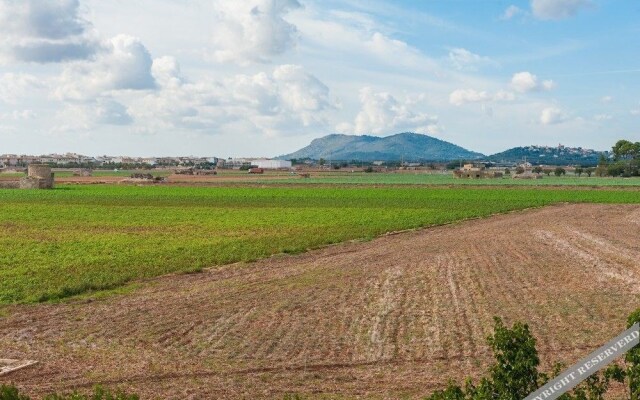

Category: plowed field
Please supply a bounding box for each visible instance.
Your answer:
[1,204,639,399]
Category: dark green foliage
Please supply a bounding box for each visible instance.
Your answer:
[0,385,30,400]
[627,310,640,399]
[487,318,541,399]
[425,309,640,400]
[554,167,566,176]
[612,140,640,161]
[426,381,467,400]
[425,318,542,400]
[607,162,626,177]
[0,386,137,400]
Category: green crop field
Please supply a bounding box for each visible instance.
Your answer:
[1,184,639,304]
[261,172,640,186]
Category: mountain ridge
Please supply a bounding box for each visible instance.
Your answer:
[278,132,484,161]
[278,133,607,165]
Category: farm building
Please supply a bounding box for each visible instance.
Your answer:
[453,164,503,179]
[0,164,55,189]
[513,171,543,179]
[251,159,292,169]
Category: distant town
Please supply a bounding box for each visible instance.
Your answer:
[0,143,612,171]
[0,153,292,170]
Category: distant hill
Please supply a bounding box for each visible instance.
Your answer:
[487,145,608,166]
[278,132,484,161]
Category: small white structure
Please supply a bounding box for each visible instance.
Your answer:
[251,159,292,169]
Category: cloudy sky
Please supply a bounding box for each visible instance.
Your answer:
[0,0,639,157]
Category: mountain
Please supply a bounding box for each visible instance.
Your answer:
[278,132,484,161]
[487,145,608,166]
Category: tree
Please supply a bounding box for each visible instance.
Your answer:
[426,317,542,400]
[612,140,640,161]
[554,167,566,176]
[595,154,609,177]
[504,168,511,175]
[532,166,543,174]
[318,158,326,166]
[574,167,583,177]
[487,317,541,399]
[543,169,553,176]
[607,162,625,177]
[515,166,525,174]
[425,309,640,400]
[627,309,640,399]
[585,167,594,177]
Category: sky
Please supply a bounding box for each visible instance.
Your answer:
[0,0,639,157]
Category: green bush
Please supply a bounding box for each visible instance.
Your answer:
[425,309,640,400]
[0,386,138,400]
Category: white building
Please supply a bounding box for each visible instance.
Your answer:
[251,159,292,169]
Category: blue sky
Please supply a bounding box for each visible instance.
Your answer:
[0,0,638,157]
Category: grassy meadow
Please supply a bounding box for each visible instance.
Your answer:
[1,184,640,304]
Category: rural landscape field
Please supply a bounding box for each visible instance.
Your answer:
[1,174,640,399]
[2,0,640,399]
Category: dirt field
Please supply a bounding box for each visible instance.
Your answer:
[1,204,639,399]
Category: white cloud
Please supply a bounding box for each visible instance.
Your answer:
[511,71,555,93]
[210,0,301,64]
[531,0,592,20]
[0,73,44,103]
[0,0,100,63]
[130,63,333,136]
[54,34,156,101]
[494,90,516,102]
[151,56,184,89]
[272,64,332,114]
[345,87,439,135]
[449,89,516,106]
[94,98,133,125]
[0,109,36,121]
[448,48,494,71]
[501,5,523,20]
[540,107,568,125]
[52,98,133,134]
[449,89,490,106]
[594,113,612,121]
[631,105,640,116]
[601,95,613,103]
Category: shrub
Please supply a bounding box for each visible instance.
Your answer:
[0,386,138,400]
[425,309,640,400]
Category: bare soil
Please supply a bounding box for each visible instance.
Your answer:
[1,204,639,399]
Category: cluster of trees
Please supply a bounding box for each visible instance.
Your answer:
[530,166,571,176]
[593,140,640,177]
[426,309,640,400]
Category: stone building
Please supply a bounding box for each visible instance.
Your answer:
[19,164,54,189]
[453,164,503,179]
